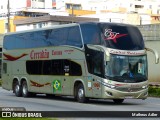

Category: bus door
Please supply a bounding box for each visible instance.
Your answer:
[91,54,104,98]
[2,62,12,90]
[62,75,71,95]
[92,75,103,98]
[62,59,83,95]
[62,60,71,95]
[85,46,104,98]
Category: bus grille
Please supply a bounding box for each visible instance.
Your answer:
[115,87,143,92]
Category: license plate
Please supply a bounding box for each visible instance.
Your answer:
[125,96,133,99]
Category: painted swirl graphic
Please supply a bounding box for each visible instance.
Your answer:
[30,80,51,87]
[3,53,28,61]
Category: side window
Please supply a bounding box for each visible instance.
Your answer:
[4,31,48,50]
[63,60,70,76]
[85,47,104,77]
[48,28,68,46]
[81,24,101,45]
[70,61,82,76]
[92,53,103,77]
[42,60,52,75]
[67,26,82,47]
[26,59,82,76]
[31,31,48,47]
[3,63,7,74]
[51,60,63,75]
[26,61,42,74]
[63,60,82,76]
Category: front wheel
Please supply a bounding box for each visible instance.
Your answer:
[76,83,88,103]
[113,99,124,104]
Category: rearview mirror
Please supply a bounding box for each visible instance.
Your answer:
[146,47,159,64]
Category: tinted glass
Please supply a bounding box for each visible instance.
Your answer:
[3,63,7,74]
[4,26,82,50]
[85,45,104,77]
[26,60,42,74]
[67,26,82,47]
[70,60,82,76]
[105,55,147,83]
[80,23,144,50]
[80,23,101,45]
[99,23,145,50]
[26,59,82,76]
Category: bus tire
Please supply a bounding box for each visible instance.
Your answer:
[76,83,88,103]
[13,81,22,97]
[22,81,30,97]
[113,99,124,104]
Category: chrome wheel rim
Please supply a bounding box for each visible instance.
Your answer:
[23,84,27,95]
[15,84,19,93]
[78,88,84,99]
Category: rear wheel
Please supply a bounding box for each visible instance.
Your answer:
[76,83,88,103]
[13,81,22,97]
[22,81,30,97]
[113,99,124,104]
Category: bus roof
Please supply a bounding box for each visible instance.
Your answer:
[5,23,79,36]
[5,22,137,36]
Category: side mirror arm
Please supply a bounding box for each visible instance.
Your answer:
[145,47,159,64]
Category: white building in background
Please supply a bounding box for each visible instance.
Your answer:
[0,0,159,26]
[86,0,160,14]
[0,0,159,15]
[0,0,160,13]
[78,0,160,25]
[30,0,53,9]
[0,0,26,16]
[80,12,141,25]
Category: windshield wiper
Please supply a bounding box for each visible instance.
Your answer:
[111,76,126,82]
[135,76,146,82]
[105,75,123,81]
[105,75,146,83]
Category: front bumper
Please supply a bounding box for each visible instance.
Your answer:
[103,87,148,99]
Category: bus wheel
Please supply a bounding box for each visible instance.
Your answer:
[76,83,88,103]
[113,99,124,104]
[13,81,22,97]
[22,81,30,97]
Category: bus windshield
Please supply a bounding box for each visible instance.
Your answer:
[105,55,147,83]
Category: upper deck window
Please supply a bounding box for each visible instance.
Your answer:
[3,25,82,50]
[80,23,102,45]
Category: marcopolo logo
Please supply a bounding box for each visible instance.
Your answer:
[104,29,127,43]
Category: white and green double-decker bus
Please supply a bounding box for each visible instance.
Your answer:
[2,22,159,103]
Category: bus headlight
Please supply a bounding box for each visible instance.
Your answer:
[101,82,116,89]
[142,85,148,89]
